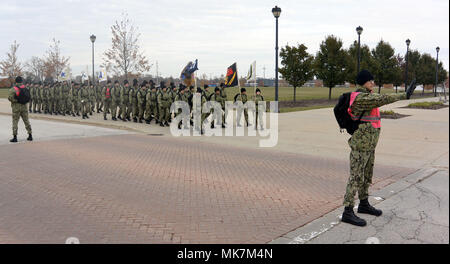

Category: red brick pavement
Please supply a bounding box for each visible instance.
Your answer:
[0,134,415,243]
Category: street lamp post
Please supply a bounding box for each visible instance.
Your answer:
[356,26,363,73]
[435,46,440,97]
[404,39,410,92]
[90,34,96,85]
[272,5,281,107]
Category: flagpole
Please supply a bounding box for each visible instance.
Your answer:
[236,63,240,90]
[254,61,257,96]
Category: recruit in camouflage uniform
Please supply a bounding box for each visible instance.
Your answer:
[60,81,70,116]
[41,83,49,114]
[129,79,139,122]
[110,80,122,121]
[72,83,82,116]
[145,83,158,124]
[136,81,147,123]
[8,77,32,142]
[88,84,96,115]
[253,88,265,130]
[235,88,251,127]
[35,83,43,113]
[102,81,113,120]
[167,82,177,122]
[175,85,188,129]
[95,84,103,113]
[28,83,34,113]
[157,82,171,127]
[120,80,131,121]
[210,87,226,128]
[80,84,90,119]
[341,70,414,227]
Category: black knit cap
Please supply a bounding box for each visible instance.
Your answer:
[114,80,119,84]
[204,84,209,89]
[241,88,246,93]
[215,87,220,92]
[15,76,23,83]
[256,88,261,93]
[356,70,374,86]
[123,80,129,85]
[133,79,138,86]
[107,80,111,84]
[197,87,202,93]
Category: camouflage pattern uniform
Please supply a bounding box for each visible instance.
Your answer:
[129,84,138,121]
[120,84,130,121]
[8,84,32,136]
[111,83,122,119]
[157,87,171,126]
[343,87,406,207]
[36,84,43,113]
[72,85,81,116]
[88,85,96,115]
[220,85,228,124]
[60,82,70,115]
[48,84,55,114]
[80,85,90,118]
[102,84,112,119]
[54,83,62,114]
[136,85,147,122]
[145,87,158,123]
[210,90,225,127]
[174,89,188,128]
[29,83,35,113]
[235,92,250,126]
[254,93,265,130]
[41,84,49,114]
[96,85,103,113]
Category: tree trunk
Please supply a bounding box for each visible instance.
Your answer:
[378,85,381,94]
[395,85,398,93]
[328,87,332,100]
[293,86,297,102]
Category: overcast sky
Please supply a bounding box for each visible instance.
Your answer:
[0,0,448,79]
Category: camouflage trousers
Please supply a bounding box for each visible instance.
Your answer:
[145,103,157,121]
[130,100,138,119]
[159,105,170,123]
[103,100,112,118]
[236,108,249,126]
[120,100,130,119]
[343,123,380,207]
[111,100,121,118]
[12,103,32,136]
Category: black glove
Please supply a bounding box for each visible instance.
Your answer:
[406,79,417,99]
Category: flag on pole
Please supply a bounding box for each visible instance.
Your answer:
[81,72,89,82]
[180,59,199,86]
[98,69,107,82]
[246,61,256,81]
[58,70,69,81]
[225,63,238,87]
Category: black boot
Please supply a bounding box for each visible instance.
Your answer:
[358,199,382,216]
[82,115,86,119]
[10,135,17,143]
[221,124,226,128]
[211,123,215,129]
[123,118,127,122]
[138,118,143,123]
[133,117,137,123]
[112,117,117,121]
[27,134,33,141]
[341,206,367,226]
[164,122,170,127]
[104,116,107,120]
[160,122,165,127]
[145,119,150,124]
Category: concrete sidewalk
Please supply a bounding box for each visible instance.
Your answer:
[270,167,449,244]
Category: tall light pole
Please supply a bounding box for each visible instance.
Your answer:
[90,34,96,85]
[404,38,411,92]
[356,26,363,73]
[272,5,281,106]
[435,46,440,97]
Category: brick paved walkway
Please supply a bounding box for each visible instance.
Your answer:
[0,134,415,243]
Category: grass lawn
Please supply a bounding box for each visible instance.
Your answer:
[0,86,436,112]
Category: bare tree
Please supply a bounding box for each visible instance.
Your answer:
[102,12,151,79]
[0,40,23,80]
[25,56,45,82]
[43,38,70,80]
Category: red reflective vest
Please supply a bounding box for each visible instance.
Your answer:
[14,85,25,96]
[348,92,381,129]
[105,87,111,99]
